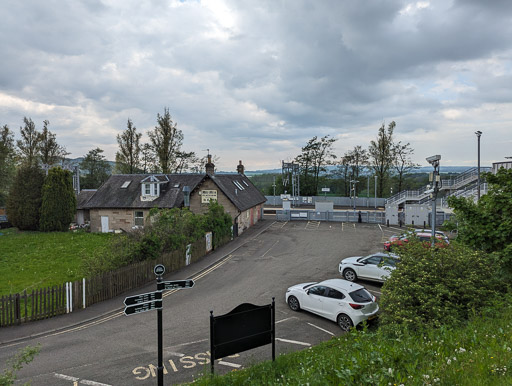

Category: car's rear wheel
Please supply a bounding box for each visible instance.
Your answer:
[343,268,357,282]
[337,314,353,331]
[287,295,300,311]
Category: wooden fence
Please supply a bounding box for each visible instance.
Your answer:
[0,234,230,327]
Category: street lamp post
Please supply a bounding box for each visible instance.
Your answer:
[350,180,359,211]
[374,175,377,209]
[475,131,482,200]
[426,155,441,248]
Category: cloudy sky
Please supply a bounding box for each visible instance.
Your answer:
[1,0,511,171]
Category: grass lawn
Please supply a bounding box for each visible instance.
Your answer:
[0,228,113,296]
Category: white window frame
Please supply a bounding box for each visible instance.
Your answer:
[134,211,144,226]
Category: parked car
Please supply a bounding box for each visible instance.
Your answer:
[384,232,448,251]
[285,279,379,331]
[0,215,11,229]
[339,252,399,282]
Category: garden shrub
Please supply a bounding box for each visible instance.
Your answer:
[379,240,502,331]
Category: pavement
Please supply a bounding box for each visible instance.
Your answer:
[0,218,276,347]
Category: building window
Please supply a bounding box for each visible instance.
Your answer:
[134,211,144,226]
[144,184,151,195]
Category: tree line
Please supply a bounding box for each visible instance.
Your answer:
[0,107,206,230]
[275,121,418,197]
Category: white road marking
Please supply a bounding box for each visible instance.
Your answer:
[54,374,111,386]
[369,289,382,295]
[166,351,185,357]
[307,322,335,336]
[218,361,242,368]
[80,380,111,386]
[378,224,382,232]
[275,316,298,324]
[276,338,311,346]
[55,373,79,381]
[170,338,208,348]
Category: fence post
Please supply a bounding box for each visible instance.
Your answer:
[83,278,86,309]
[15,293,21,325]
[66,282,69,313]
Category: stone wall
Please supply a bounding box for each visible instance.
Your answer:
[89,208,150,232]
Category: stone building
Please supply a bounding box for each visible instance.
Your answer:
[78,157,266,235]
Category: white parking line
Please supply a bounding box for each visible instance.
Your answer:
[276,338,311,346]
[55,373,79,382]
[170,338,208,348]
[218,360,242,368]
[276,316,298,324]
[80,380,111,386]
[166,351,185,357]
[54,374,112,386]
[307,323,335,336]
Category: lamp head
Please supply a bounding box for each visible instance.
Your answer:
[475,131,482,137]
[426,154,441,165]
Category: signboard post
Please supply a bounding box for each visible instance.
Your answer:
[123,264,195,386]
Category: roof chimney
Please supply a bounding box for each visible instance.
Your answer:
[237,160,245,175]
[205,154,215,175]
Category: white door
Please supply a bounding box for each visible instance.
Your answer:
[101,216,109,233]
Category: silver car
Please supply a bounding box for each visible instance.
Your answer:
[339,252,399,283]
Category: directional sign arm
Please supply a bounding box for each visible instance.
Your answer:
[160,279,195,291]
[124,291,162,306]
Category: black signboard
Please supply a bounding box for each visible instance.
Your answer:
[210,299,275,374]
[158,279,195,291]
[124,291,162,307]
[124,300,162,316]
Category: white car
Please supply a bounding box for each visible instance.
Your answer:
[285,279,379,331]
[339,252,399,282]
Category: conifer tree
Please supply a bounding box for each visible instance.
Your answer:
[6,166,45,230]
[40,167,77,232]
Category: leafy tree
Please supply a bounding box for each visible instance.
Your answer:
[115,119,142,174]
[345,145,368,196]
[0,344,41,386]
[40,167,77,231]
[333,152,352,197]
[148,108,184,173]
[201,201,234,247]
[80,148,111,189]
[295,135,337,195]
[174,150,198,173]
[140,143,157,173]
[0,125,16,206]
[368,121,395,197]
[447,168,512,278]
[6,165,45,230]
[17,117,42,167]
[38,120,68,170]
[392,141,418,193]
[380,241,500,331]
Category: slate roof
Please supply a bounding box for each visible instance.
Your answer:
[83,173,266,212]
[209,174,266,212]
[76,189,97,210]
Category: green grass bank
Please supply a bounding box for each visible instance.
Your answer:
[194,298,512,385]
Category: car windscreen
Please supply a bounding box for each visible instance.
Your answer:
[349,288,373,303]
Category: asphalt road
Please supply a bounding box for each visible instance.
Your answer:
[1,220,399,385]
